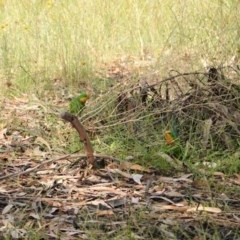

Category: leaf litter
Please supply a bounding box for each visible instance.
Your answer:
[0,73,240,239]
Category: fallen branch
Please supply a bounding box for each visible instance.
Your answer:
[0,154,71,180]
[0,153,121,181]
[60,111,95,167]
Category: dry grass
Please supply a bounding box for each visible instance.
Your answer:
[0,0,239,93]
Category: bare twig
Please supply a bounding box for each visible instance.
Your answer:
[0,153,121,181]
[61,112,95,167]
[0,154,71,180]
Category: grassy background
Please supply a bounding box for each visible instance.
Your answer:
[0,0,239,93]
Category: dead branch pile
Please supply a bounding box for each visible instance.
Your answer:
[86,66,240,150]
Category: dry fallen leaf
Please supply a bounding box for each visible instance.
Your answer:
[187,205,222,213]
[106,197,126,208]
[2,204,14,215]
[119,161,152,173]
[88,199,111,209]
[132,174,143,184]
[151,203,188,212]
[29,213,41,220]
[131,197,139,204]
[107,168,132,179]
[96,210,114,216]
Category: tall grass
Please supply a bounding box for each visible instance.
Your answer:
[0,0,239,92]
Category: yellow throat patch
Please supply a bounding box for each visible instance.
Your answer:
[79,95,89,104]
[164,131,175,145]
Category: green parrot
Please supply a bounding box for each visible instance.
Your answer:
[69,91,89,115]
[164,115,178,145]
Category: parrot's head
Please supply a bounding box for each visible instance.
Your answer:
[78,92,89,104]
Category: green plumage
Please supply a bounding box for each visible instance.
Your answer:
[69,92,89,115]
